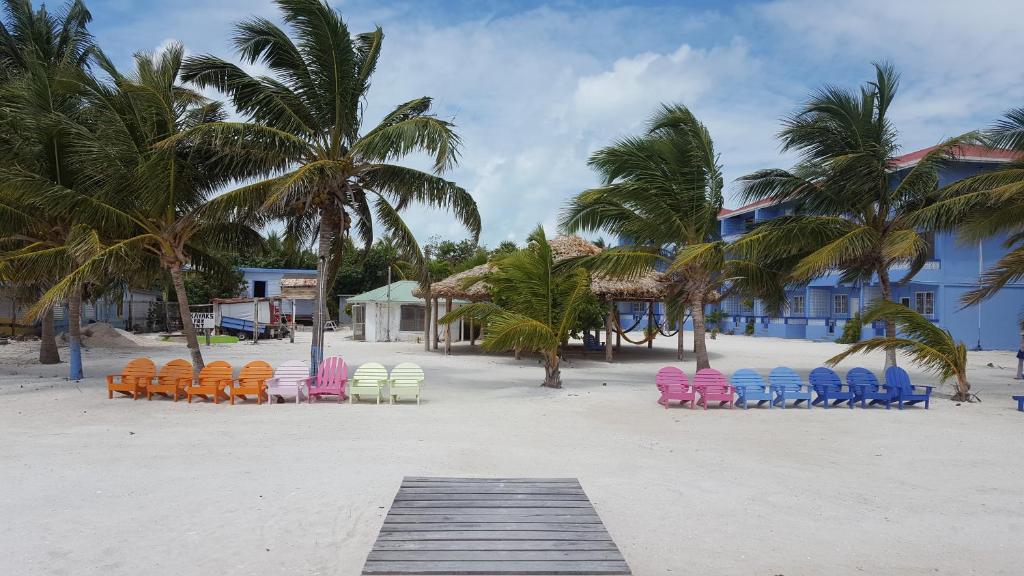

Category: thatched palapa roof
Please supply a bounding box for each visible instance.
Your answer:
[416,236,669,302]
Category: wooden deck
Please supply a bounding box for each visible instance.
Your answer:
[362,477,631,575]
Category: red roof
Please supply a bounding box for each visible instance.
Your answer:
[891,144,1020,169]
[718,198,777,219]
[719,145,1020,219]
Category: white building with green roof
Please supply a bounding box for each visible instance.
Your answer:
[347,280,467,343]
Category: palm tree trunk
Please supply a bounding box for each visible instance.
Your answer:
[38,307,60,364]
[168,261,204,374]
[422,288,431,351]
[692,298,710,370]
[543,351,562,388]
[312,208,338,372]
[878,270,897,368]
[68,287,84,380]
[955,374,971,401]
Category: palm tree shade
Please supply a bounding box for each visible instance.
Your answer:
[561,103,788,369]
[912,108,1024,306]
[827,302,970,400]
[439,226,591,388]
[178,0,480,371]
[736,63,963,368]
[0,0,94,376]
[26,44,265,373]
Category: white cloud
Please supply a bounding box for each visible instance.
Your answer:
[88,0,1024,247]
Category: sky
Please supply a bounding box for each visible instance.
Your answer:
[85,0,1024,247]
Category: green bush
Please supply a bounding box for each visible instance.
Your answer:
[836,312,862,344]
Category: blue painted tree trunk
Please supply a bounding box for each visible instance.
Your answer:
[68,289,83,381]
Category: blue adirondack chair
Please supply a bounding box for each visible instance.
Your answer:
[731,369,772,409]
[846,367,896,409]
[809,367,855,409]
[1015,396,1024,412]
[583,332,604,351]
[884,366,933,409]
[768,366,812,409]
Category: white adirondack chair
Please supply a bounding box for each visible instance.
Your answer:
[266,360,309,404]
[389,363,424,405]
[350,362,388,404]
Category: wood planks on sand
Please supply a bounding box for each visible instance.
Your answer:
[362,477,631,576]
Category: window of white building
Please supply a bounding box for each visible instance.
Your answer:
[915,292,934,317]
[789,295,805,316]
[833,294,849,316]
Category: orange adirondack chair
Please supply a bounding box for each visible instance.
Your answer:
[147,359,193,401]
[185,361,233,404]
[107,358,156,400]
[229,360,273,405]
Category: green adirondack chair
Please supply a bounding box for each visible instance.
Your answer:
[389,363,424,405]
[350,362,388,404]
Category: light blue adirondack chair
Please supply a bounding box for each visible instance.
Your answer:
[769,366,812,409]
[731,369,772,409]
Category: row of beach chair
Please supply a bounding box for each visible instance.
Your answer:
[656,366,932,410]
[106,356,423,405]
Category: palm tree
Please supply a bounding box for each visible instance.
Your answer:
[32,45,264,372]
[0,0,94,374]
[561,104,786,369]
[827,301,970,401]
[912,109,1024,305]
[178,0,480,369]
[440,226,592,388]
[736,63,960,368]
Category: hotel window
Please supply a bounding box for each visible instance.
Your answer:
[630,302,647,319]
[399,305,426,331]
[833,294,849,316]
[915,292,934,317]
[790,295,805,316]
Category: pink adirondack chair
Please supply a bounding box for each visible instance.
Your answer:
[266,360,309,404]
[303,356,348,403]
[694,368,735,410]
[656,366,696,409]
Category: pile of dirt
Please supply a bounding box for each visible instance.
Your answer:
[58,322,147,348]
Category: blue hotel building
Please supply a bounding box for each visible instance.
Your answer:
[616,145,1024,350]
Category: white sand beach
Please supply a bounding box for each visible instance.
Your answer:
[1,332,1023,576]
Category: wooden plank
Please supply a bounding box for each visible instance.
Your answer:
[386,508,599,516]
[362,560,630,575]
[371,541,621,552]
[368,550,627,562]
[377,531,612,541]
[399,487,585,495]
[364,478,630,575]
[381,522,608,532]
[394,494,589,501]
[397,479,581,487]
[404,477,578,483]
[390,500,595,509]
[384,515,602,524]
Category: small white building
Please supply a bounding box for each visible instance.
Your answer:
[348,281,466,343]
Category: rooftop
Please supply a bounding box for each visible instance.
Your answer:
[718,144,1022,219]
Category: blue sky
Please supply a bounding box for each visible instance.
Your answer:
[85,0,1024,246]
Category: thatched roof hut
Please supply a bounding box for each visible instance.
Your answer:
[417,236,669,303]
[415,263,493,302]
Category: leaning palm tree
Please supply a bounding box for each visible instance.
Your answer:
[912,108,1024,305]
[561,103,787,369]
[736,63,962,368]
[32,45,264,372]
[0,0,94,373]
[827,301,971,401]
[440,226,592,388]
[178,0,480,369]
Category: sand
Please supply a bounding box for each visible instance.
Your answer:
[1,330,1022,576]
